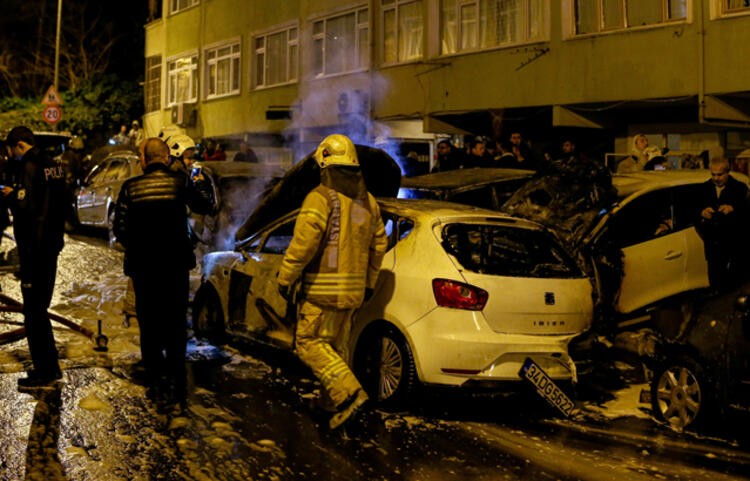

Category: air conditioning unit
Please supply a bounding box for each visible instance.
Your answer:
[171,102,197,127]
[337,89,369,115]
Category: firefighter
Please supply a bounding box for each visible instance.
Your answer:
[277,134,387,430]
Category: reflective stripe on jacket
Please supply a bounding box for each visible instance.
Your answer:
[278,185,387,309]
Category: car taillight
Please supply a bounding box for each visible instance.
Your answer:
[432,279,488,311]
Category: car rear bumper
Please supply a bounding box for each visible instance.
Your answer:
[405,309,580,386]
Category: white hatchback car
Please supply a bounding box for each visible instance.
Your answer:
[194,199,593,403]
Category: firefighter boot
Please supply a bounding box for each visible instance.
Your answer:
[329,389,368,430]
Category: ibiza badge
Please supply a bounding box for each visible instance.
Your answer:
[17,188,25,201]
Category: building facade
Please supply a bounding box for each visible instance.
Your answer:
[143,0,750,170]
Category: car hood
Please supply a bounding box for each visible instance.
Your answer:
[500,157,617,251]
[234,145,402,242]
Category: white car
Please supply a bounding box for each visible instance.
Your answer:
[582,170,750,323]
[193,198,593,403]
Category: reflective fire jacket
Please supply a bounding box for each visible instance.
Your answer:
[278,185,387,309]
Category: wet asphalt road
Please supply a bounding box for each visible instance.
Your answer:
[0,233,750,480]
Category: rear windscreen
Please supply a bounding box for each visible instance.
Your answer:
[441,223,583,278]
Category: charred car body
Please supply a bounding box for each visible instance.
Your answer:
[398,167,535,210]
[643,285,750,430]
[503,167,750,337]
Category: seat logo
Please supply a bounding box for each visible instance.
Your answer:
[544,292,555,305]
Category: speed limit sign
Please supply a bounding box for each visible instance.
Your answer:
[42,104,62,124]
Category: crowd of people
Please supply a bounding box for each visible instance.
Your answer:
[430,131,574,174]
[111,122,260,165]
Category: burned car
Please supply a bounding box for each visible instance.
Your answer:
[644,285,750,430]
[503,168,750,336]
[194,199,593,404]
[398,167,535,210]
[189,161,284,251]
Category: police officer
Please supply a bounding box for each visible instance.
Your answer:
[277,134,388,430]
[4,126,67,388]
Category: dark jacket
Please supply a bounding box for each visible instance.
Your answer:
[696,175,749,245]
[10,147,67,271]
[114,162,214,277]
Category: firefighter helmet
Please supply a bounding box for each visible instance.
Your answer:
[166,134,196,158]
[314,134,359,169]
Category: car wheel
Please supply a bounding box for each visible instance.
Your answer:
[192,288,226,345]
[651,357,709,430]
[355,325,417,406]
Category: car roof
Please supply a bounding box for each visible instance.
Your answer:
[377,197,543,229]
[401,167,534,190]
[613,170,750,198]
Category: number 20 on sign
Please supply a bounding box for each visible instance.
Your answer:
[43,104,62,124]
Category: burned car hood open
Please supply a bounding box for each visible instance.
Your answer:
[234,145,402,242]
[500,157,617,251]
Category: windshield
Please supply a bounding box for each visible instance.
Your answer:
[34,133,70,159]
[441,223,583,278]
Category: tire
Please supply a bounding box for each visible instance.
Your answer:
[651,356,711,430]
[355,325,417,406]
[192,289,226,345]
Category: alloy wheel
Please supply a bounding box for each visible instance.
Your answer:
[654,365,702,429]
[378,336,404,401]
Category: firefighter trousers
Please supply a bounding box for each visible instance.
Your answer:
[295,301,363,407]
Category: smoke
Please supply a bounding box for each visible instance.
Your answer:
[282,74,407,174]
[213,177,276,251]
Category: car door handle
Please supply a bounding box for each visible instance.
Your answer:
[664,250,683,260]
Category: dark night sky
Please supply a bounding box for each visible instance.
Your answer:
[1,0,150,83]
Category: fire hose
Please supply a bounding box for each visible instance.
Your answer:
[0,291,108,351]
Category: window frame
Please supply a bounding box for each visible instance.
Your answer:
[144,55,162,113]
[204,38,242,100]
[252,24,300,89]
[312,6,370,78]
[166,51,199,107]
[720,0,750,16]
[440,0,550,56]
[381,0,424,65]
[571,0,688,37]
[169,0,199,15]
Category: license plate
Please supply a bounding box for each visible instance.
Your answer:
[519,357,576,417]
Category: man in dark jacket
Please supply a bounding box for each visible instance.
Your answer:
[114,138,213,408]
[4,126,67,388]
[697,156,749,291]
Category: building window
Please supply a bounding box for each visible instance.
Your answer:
[144,56,161,113]
[312,7,369,77]
[441,0,548,55]
[205,40,241,99]
[382,0,423,64]
[170,0,199,15]
[254,26,299,88]
[167,54,198,106]
[574,0,687,35]
[723,0,750,13]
